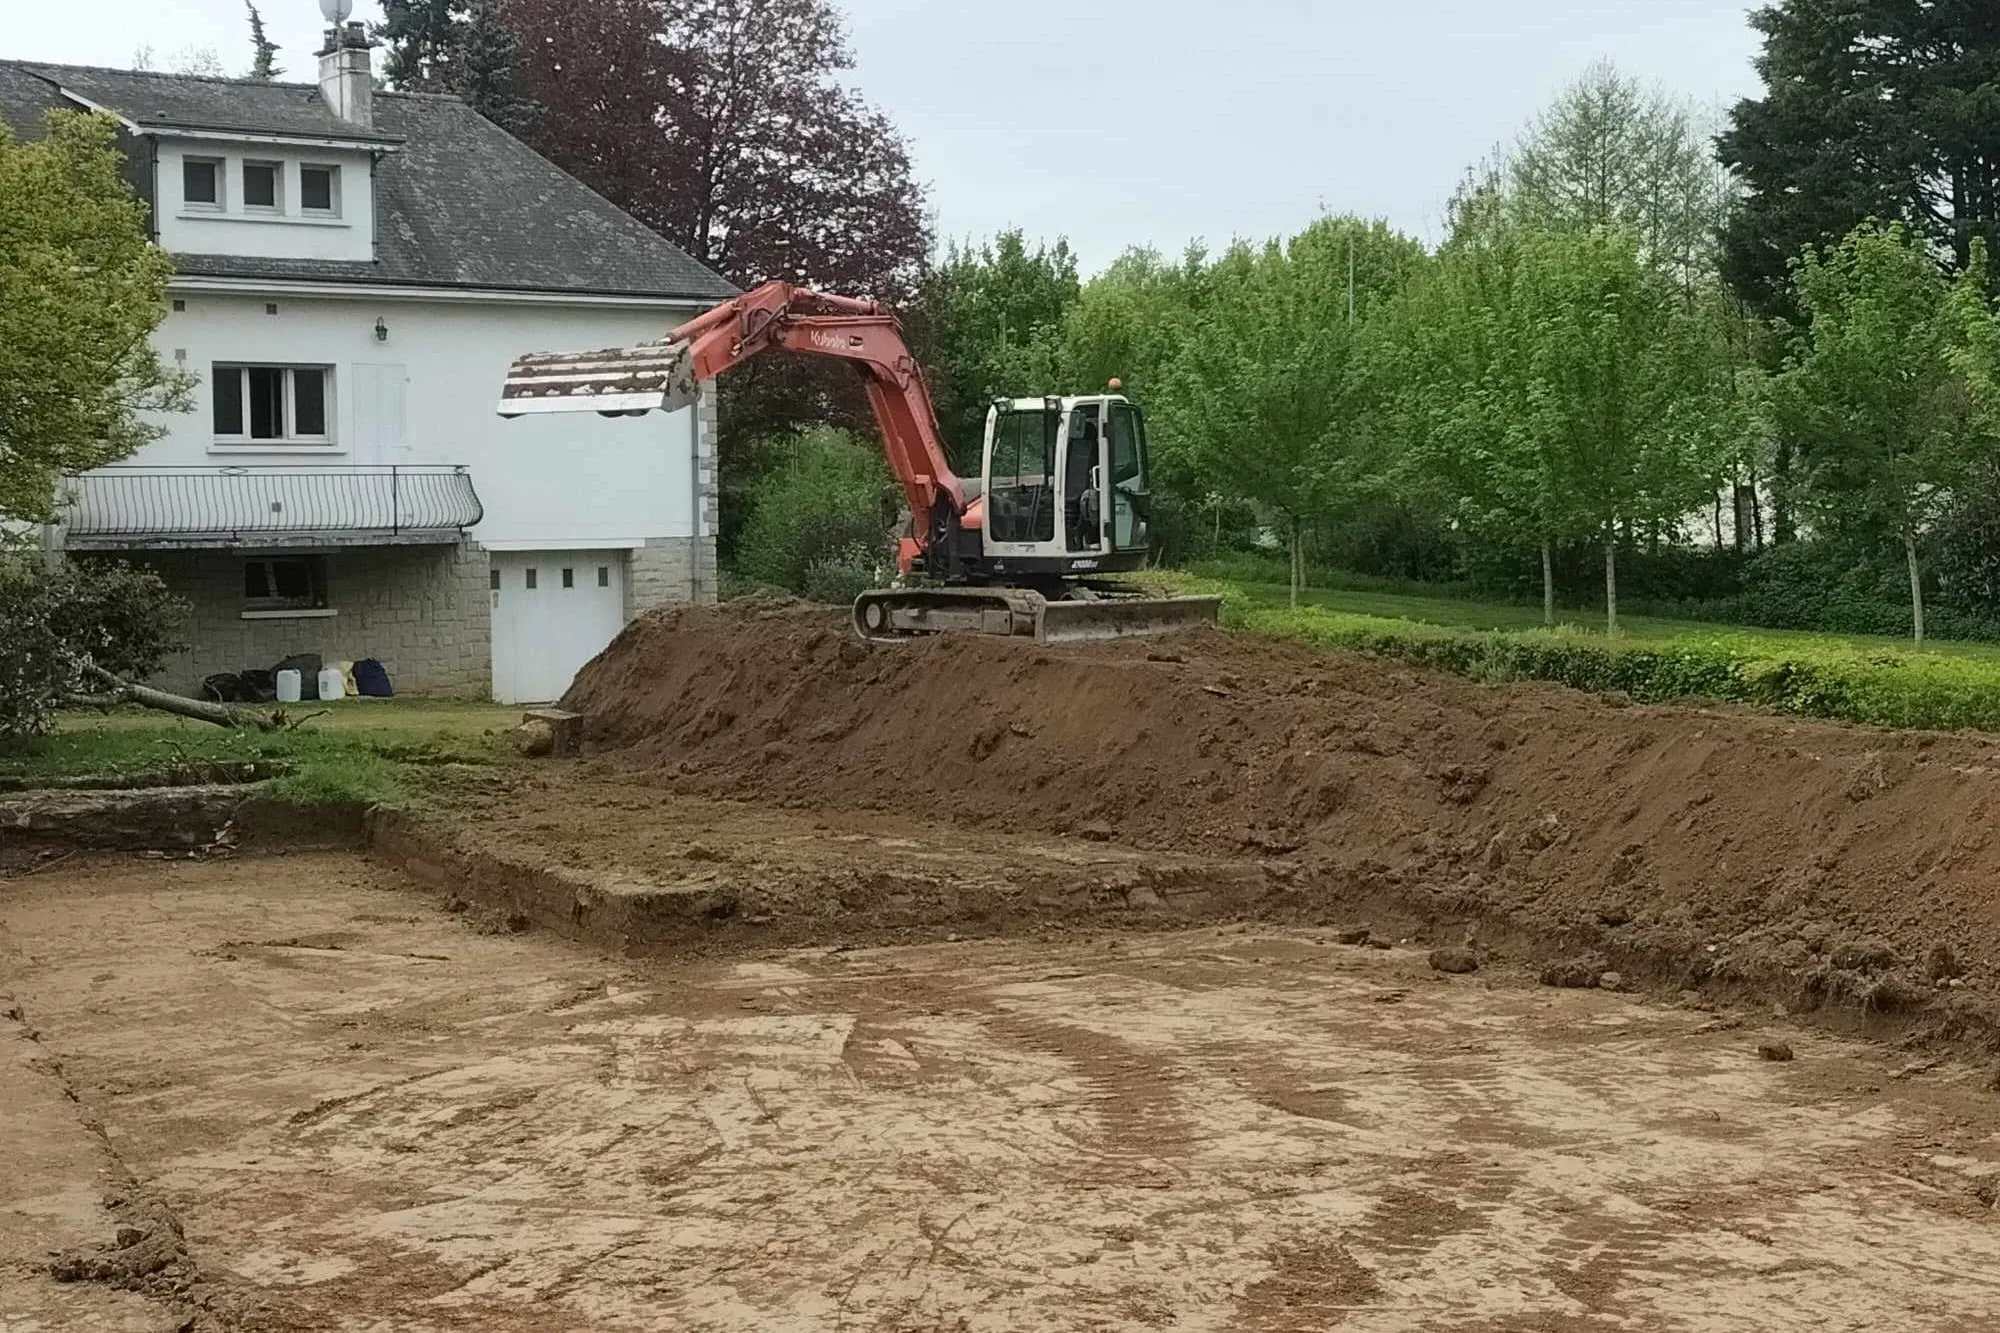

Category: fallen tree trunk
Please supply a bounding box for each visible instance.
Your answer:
[81,665,283,731]
[63,692,124,710]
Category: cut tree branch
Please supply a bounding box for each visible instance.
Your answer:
[80,664,286,731]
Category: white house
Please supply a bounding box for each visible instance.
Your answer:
[0,25,735,703]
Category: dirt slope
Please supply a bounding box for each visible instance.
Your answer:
[565,605,2000,1022]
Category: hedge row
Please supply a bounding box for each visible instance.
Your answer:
[1221,599,2000,733]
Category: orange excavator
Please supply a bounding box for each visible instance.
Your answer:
[496,281,1219,644]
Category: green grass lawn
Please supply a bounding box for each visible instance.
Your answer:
[5,699,522,808]
[50,698,518,737]
[1215,575,2000,664]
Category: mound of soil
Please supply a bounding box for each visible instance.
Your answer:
[565,604,2000,1024]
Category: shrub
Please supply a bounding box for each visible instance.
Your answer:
[802,542,885,606]
[1181,582,2000,734]
[1929,471,2000,617]
[1626,541,2000,643]
[734,428,895,599]
[0,556,188,741]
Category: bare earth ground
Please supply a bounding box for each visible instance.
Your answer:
[8,850,2000,1331]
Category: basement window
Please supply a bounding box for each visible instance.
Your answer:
[243,555,329,615]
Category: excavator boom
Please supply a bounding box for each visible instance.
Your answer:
[501,282,968,568]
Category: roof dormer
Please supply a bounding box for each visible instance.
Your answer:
[157,137,379,263]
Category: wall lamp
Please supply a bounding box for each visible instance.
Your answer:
[374,316,389,343]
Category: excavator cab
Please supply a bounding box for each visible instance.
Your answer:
[980,395,1152,578]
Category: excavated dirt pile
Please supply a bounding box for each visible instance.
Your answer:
[566,602,2000,1026]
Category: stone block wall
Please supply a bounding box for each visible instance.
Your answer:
[626,537,696,618]
[104,539,492,698]
[625,390,719,617]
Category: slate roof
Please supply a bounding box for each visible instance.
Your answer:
[0,61,736,302]
[16,61,399,142]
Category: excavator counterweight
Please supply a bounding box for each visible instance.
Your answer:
[498,281,1220,646]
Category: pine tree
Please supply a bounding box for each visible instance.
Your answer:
[1720,0,2000,317]
[458,1,535,133]
[245,1,282,81]
[376,0,464,92]
[374,0,536,132]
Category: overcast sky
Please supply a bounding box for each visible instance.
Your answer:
[12,0,1767,272]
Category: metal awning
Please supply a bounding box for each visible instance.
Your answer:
[60,465,482,550]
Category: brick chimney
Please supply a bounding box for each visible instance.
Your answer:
[317,21,373,126]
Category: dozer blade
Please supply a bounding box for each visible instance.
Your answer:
[496,341,699,418]
[1032,595,1222,645]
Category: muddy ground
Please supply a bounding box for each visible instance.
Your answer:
[9,851,2000,1331]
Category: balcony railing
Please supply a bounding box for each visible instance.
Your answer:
[61,465,483,548]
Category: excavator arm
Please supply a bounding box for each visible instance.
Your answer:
[499,281,974,572]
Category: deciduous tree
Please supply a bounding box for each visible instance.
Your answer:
[1510,226,1734,633]
[1771,222,2000,644]
[1160,217,1425,607]
[1510,61,1734,298]
[491,0,929,464]
[1382,216,1735,633]
[1377,207,1571,622]
[909,231,1080,470]
[0,112,192,526]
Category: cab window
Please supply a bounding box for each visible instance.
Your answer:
[987,408,1056,543]
[1107,401,1146,485]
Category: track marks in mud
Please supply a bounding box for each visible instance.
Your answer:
[1236,1237,1384,1329]
[979,1008,1193,1188]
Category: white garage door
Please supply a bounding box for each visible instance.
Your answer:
[490,551,625,704]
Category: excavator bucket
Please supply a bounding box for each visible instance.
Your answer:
[852,587,1221,646]
[496,341,698,418]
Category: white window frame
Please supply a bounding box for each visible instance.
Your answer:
[299,163,340,217]
[211,364,336,448]
[182,156,224,211]
[242,159,283,213]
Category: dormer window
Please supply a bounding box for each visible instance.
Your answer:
[301,164,339,215]
[243,161,281,211]
[183,157,222,209]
